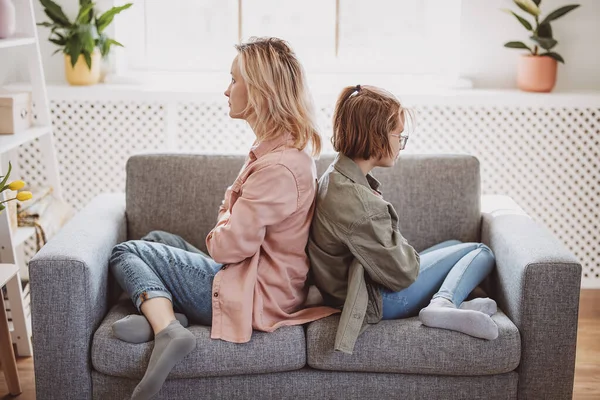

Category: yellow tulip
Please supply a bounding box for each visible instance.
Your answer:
[515,0,540,16]
[7,180,25,190]
[16,191,33,201]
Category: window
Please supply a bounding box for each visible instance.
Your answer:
[115,0,462,83]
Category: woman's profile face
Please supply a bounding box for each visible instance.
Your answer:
[224,56,249,120]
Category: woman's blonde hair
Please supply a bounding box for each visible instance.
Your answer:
[332,85,414,160]
[235,37,321,156]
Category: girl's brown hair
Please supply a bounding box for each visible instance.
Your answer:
[332,85,412,160]
[235,37,321,156]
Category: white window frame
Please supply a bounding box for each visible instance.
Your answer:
[112,0,463,90]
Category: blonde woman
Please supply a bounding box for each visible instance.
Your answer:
[109,37,339,400]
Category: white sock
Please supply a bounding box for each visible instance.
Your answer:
[419,297,498,340]
[459,298,497,316]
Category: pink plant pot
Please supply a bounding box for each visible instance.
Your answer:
[517,55,558,93]
[0,0,16,39]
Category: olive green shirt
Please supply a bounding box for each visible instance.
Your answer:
[307,154,420,354]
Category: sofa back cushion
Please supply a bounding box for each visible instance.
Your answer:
[126,153,480,252]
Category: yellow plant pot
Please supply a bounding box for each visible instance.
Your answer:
[517,55,558,93]
[64,49,101,86]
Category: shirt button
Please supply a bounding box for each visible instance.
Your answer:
[214,292,219,297]
[353,313,361,319]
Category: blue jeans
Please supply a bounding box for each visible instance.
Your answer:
[381,240,495,319]
[109,230,222,325]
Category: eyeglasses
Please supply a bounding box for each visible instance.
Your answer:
[390,133,409,150]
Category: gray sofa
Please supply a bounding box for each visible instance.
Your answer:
[29,153,582,400]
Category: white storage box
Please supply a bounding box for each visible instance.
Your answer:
[0,91,33,135]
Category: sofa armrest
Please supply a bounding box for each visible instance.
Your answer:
[29,193,126,400]
[481,195,582,400]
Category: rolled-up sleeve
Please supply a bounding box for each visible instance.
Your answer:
[346,207,420,292]
[206,164,298,264]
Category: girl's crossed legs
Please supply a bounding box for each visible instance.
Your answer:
[382,240,498,339]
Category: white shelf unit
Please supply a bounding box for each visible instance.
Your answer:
[0,125,52,153]
[0,33,36,49]
[0,0,63,357]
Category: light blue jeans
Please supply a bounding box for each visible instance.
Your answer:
[381,240,495,319]
[109,230,221,325]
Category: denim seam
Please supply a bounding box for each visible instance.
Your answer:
[178,260,214,280]
[132,287,172,308]
[442,247,486,301]
[431,294,453,302]
[380,244,478,301]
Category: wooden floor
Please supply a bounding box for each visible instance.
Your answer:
[0,290,598,399]
[574,289,600,399]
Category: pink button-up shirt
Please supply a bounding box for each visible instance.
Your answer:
[206,133,340,343]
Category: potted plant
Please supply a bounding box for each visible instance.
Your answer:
[37,0,132,86]
[504,0,580,92]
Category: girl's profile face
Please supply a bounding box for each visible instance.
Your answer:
[224,56,249,120]
[376,112,405,168]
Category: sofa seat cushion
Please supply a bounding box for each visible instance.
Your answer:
[92,302,306,379]
[307,310,520,376]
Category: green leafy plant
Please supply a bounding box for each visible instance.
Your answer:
[503,0,580,63]
[37,0,132,69]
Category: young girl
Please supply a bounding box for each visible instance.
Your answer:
[109,37,339,399]
[308,85,498,354]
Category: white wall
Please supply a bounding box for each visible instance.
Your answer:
[12,0,600,90]
[460,0,600,90]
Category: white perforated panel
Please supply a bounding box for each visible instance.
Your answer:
[407,105,599,288]
[17,94,600,287]
[19,100,167,261]
[177,103,254,153]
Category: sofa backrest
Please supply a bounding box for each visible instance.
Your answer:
[126,153,480,252]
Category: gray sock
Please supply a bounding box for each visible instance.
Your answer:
[419,297,498,340]
[131,320,196,400]
[112,313,189,344]
[459,298,497,316]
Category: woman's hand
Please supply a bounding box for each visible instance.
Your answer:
[218,185,233,216]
